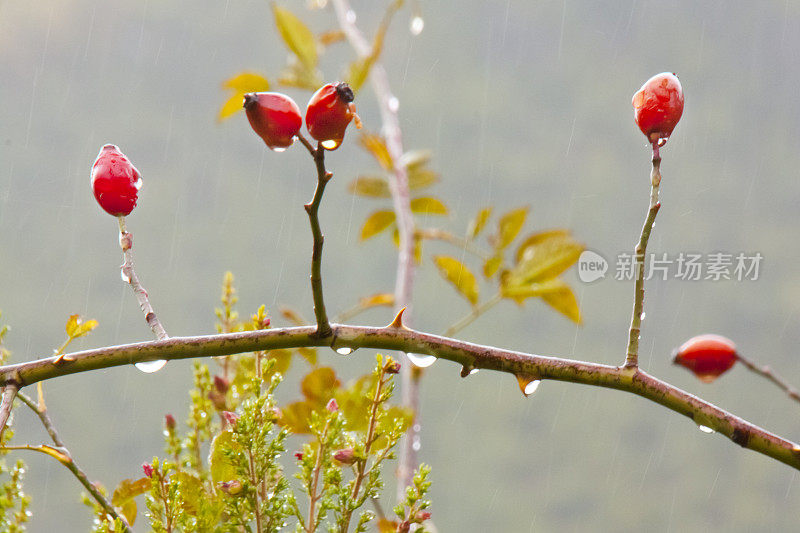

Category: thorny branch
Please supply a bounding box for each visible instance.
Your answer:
[2,323,800,472]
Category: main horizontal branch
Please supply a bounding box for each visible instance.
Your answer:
[1,323,799,470]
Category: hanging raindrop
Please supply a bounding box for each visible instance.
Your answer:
[335,347,353,356]
[698,425,715,434]
[406,352,436,368]
[409,16,425,35]
[135,359,167,373]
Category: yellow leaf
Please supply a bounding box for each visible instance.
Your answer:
[410,197,448,216]
[407,167,439,190]
[301,367,340,405]
[483,255,502,278]
[359,293,395,308]
[218,93,245,121]
[496,207,528,250]
[222,72,270,92]
[506,232,584,286]
[514,229,572,263]
[279,307,307,326]
[468,207,493,240]
[500,277,568,301]
[348,176,391,198]
[347,56,375,93]
[271,3,318,70]
[112,477,150,526]
[297,347,318,366]
[65,315,80,338]
[277,61,322,91]
[208,430,239,483]
[359,133,393,170]
[278,401,314,434]
[360,211,396,241]
[541,281,582,324]
[75,319,98,338]
[319,29,346,47]
[65,315,97,339]
[433,255,479,306]
[398,149,432,170]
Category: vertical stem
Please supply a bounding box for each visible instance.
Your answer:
[625,143,662,368]
[248,449,263,533]
[118,216,169,341]
[299,137,333,339]
[0,382,18,444]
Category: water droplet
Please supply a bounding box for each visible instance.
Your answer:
[409,16,425,35]
[335,347,353,356]
[388,96,399,113]
[135,359,167,373]
[133,177,143,191]
[524,380,541,396]
[271,146,288,153]
[321,139,340,150]
[120,269,131,283]
[412,424,421,432]
[345,9,356,23]
[640,312,646,320]
[406,352,436,368]
[411,436,421,451]
[469,368,479,376]
[698,425,715,434]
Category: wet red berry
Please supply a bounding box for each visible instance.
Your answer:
[305,82,362,150]
[90,144,142,217]
[673,334,738,383]
[243,92,302,151]
[632,72,684,145]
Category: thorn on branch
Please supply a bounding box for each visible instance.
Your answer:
[387,307,409,330]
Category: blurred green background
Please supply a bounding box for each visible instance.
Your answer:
[2,0,800,530]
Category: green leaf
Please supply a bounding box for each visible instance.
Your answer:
[468,207,492,240]
[209,430,239,483]
[495,207,528,250]
[433,256,479,306]
[301,367,340,405]
[506,231,584,286]
[271,3,317,70]
[359,133,393,170]
[483,255,502,278]
[360,211,396,241]
[410,197,448,216]
[348,176,391,198]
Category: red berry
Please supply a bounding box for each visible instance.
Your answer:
[673,334,738,383]
[632,72,684,145]
[90,144,142,217]
[243,92,302,151]
[305,82,362,150]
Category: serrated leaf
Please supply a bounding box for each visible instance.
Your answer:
[209,430,239,483]
[359,293,394,308]
[507,232,584,286]
[410,197,448,216]
[222,72,270,92]
[359,133,393,170]
[407,167,439,190]
[468,207,493,240]
[433,256,479,306]
[483,255,502,278]
[496,207,528,250]
[301,367,340,404]
[271,3,317,70]
[360,211,396,241]
[348,176,391,198]
[297,347,318,366]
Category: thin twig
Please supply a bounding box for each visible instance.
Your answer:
[736,354,800,404]
[444,293,503,337]
[331,0,420,495]
[14,392,132,531]
[298,133,333,339]
[417,228,492,260]
[625,143,662,368]
[0,382,19,443]
[118,216,169,341]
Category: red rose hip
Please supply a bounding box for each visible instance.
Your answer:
[90,144,142,216]
[305,82,362,150]
[673,334,738,383]
[632,72,684,145]
[243,92,302,151]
